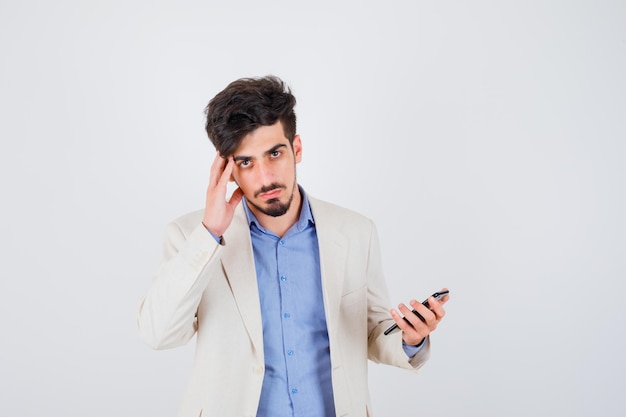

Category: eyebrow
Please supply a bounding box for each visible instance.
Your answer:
[233,144,287,162]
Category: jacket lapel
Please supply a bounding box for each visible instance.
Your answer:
[220,204,264,354]
[309,197,348,338]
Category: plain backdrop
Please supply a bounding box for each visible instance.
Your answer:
[1,1,624,416]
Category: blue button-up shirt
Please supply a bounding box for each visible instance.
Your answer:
[243,190,336,417]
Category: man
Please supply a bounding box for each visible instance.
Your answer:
[137,75,449,417]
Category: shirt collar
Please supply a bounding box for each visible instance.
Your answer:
[242,185,315,234]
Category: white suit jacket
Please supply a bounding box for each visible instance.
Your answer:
[137,196,430,417]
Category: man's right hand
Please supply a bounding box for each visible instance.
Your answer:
[202,153,244,238]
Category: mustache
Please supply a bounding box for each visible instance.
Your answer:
[254,183,287,198]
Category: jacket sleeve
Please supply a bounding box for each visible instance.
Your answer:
[365,222,431,370]
[137,220,222,350]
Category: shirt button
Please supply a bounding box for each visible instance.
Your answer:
[284,312,290,318]
[279,240,285,246]
[291,388,298,394]
[287,350,294,356]
[280,275,287,282]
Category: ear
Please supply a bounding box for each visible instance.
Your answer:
[293,135,303,164]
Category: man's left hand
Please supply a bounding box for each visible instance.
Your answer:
[390,288,449,346]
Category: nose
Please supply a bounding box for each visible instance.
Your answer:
[257,160,272,183]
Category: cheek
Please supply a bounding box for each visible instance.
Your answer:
[232,172,254,193]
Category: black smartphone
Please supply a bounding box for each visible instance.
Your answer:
[383,289,450,335]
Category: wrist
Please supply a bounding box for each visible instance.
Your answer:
[403,336,426,348]
[202,222,224,243]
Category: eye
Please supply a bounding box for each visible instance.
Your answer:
[238,159,251,168]
[270,150,282,158]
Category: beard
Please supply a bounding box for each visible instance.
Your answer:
[249,182,296,217]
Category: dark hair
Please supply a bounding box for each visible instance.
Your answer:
[204,75,297,156]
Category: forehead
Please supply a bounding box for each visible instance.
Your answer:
[234,121,289,156]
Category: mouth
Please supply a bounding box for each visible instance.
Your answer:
[259,188,282,200]
[255,183,286,201]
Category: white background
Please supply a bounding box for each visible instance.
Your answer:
[1,1,624,416]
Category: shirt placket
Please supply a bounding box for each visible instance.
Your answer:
[276,237,302,409]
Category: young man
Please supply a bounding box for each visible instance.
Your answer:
[137,76,449,417]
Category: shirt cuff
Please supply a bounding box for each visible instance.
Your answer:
[402,336,427,358]
[203,223,224,245]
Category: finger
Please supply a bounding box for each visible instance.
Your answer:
[398,303,429,331]
[227,187,244,208]
[437,288,450,305]
[391,308,427,345]
[405,301,437,329]
[426,296,446,320]
[390,308,417,334]
[217,157,235,188]
[209,153,227,187]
